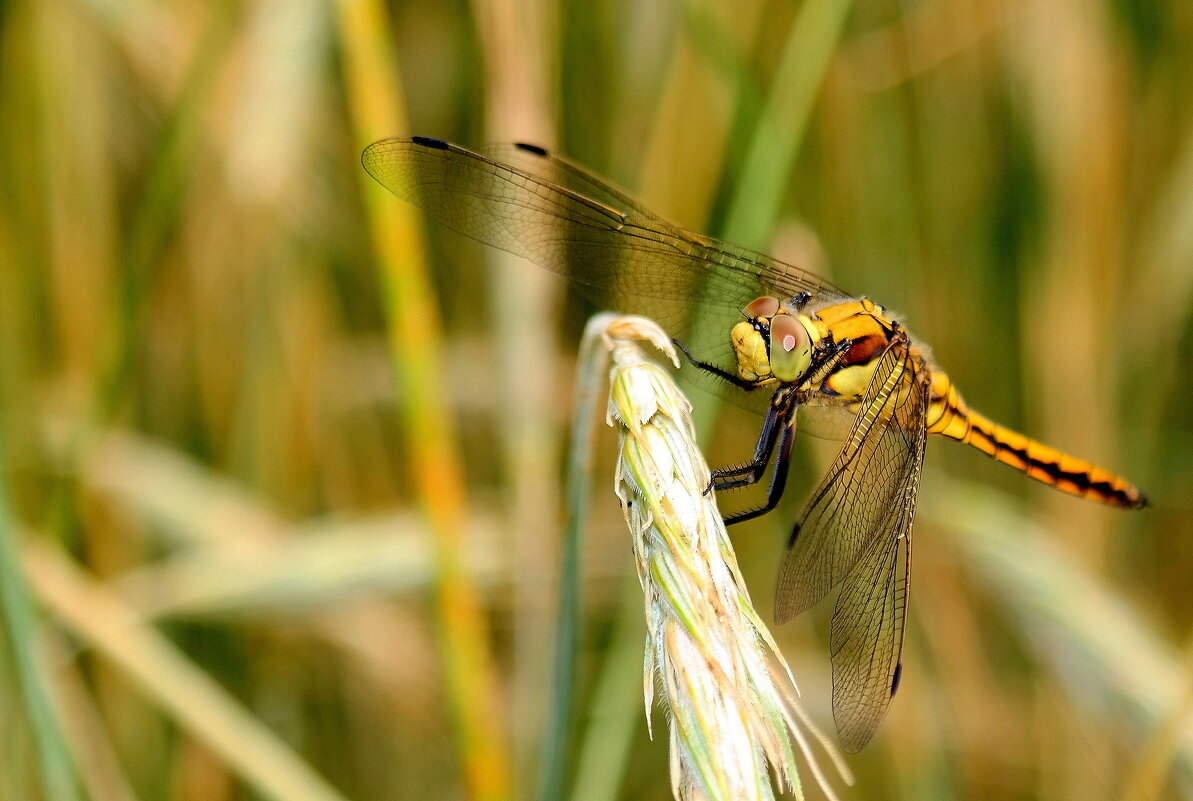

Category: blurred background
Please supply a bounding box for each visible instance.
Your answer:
[2,0,1192,799]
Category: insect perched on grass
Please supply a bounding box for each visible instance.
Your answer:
[362,135,1148,752]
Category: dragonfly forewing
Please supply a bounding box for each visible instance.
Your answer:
[361,137,846,402]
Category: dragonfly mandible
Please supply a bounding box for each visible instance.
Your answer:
[361,135,1148,752]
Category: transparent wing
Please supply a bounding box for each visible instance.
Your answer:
[361,136,848,363]
[828,465,917,753]
[774,339,929,751]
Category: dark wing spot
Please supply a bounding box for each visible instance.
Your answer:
[411,136,450,150]
[890,662,903,696]
[514,142,550,157]
[786,523,802,548]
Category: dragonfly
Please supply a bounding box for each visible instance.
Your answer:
[362,135,1149,752]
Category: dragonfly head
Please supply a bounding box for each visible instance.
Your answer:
[732,296,815,384]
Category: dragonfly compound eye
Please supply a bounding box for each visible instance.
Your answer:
[769,314,812,382]
[744,296,781,320]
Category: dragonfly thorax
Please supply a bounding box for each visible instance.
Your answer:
[732,296,817,384]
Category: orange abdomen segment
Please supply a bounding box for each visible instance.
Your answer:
[925,373,1147,510]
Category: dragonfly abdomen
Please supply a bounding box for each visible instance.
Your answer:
[925,373,1146,509]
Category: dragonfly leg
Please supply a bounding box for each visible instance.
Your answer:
[721,400,799,526]
[710,388,792,488]
[672,339,760,390]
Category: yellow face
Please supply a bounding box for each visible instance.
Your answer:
[731,296,815,385]
[731,319,773,382]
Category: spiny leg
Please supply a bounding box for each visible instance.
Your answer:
[722,399,799,526]
[721,338,855,517]
[671,336,777,489]
[711,385,796,489]
[672,338,759,390]
[671,336,819,525]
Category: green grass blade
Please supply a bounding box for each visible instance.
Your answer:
[720,0,854,248]
[569,575,648,801]
[0,453,83,801]
[537,315,620,801]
